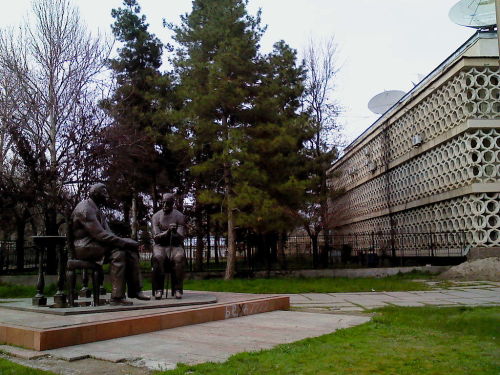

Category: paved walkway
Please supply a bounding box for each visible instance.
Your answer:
[2,281,499,374]
[287,280,500,312]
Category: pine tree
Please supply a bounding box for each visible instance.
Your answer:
[170,1,310,276]
[231,41,310,263]
[169,0,265,279]
[103,0,176,237]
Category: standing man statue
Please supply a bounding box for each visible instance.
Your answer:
[151,193,186,300]
[72,183,150,305]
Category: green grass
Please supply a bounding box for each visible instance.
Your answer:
[0,272,434,298]
[157,306,500,375]
[0,283,57,299]
[183,273,433,294]
[0,358,55,375]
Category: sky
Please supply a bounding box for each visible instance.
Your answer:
[0,0,475,144]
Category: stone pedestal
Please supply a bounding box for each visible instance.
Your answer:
[32,295,47,306]
[53,294,67,308]
[79,288,92,298]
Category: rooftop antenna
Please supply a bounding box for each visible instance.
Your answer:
[449,0,499,54]
[367,90,406,115]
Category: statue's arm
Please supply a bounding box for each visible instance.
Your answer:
[166,212,186,245]
[78,207,135,249]
[176,213,186,238]
[152,214,170,244]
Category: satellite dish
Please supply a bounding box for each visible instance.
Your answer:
[368,90,406,115]
[449,0,497,28]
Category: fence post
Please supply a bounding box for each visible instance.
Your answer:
[0,242,4,274]
[430,233,435,258]
[189,238,193,272]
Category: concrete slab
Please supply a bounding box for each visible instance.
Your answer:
[336,306,366,312]
[1,354,152,375]
[34,311,370,371]
[387,301,426,307]
[0,345,48,360]
[381,291,421,299]
[285,287,500,312]
[456,289,500,297]
[300,293,341,302]
[356,303,389,309]
[288,294,313,302]
[439,290,488,298]
[419,300,460,306]
[49,350,91,362]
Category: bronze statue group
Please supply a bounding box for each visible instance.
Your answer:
[71,184,186,306]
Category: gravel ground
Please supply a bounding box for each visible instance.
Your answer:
[438,257,500,281]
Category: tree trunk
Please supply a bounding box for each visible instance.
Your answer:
[123,203,130,236]
[223,115,236,280]
[206,213,211,265]
[254,234,266,264]
[269,233,278,263]
[320,231,330,267]
[311,234,319,269]
[151,177,158,213]
[131,193,138,240]
[224,197,236,280]
[214,232,219,265]
[44,205,58,274]
[46,61,59,274]
[15,215,26,272]
[319,168,329,267]
[277,231,287,269]
[194,198,204,272]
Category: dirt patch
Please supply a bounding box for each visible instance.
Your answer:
[438,257,500,281]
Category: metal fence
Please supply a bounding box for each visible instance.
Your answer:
[141,231,470,272]
[2,231,469,275]
[325,231,469,258]
[0,241,38,274]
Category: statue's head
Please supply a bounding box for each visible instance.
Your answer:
[89,183,109,206]
[161,193,175,213]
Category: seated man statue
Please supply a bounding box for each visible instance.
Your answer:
[151,193,186,300]
[72,183,150,305]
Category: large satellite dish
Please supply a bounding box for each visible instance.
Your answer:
[449,0,497,28]
[368,90,406,115]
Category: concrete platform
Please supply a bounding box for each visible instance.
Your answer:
[0,293,217,315]
[0,291,289,351]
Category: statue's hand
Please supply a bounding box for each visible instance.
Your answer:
[122,238,139,250]
[156,230,170,239]
[154,231,169,245]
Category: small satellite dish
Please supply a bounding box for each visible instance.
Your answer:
[449,0,497,28]
[368,90,406,115]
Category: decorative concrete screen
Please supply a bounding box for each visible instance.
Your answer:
[327,32,499,257]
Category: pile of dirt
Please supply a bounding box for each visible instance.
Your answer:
[438,257,500,281]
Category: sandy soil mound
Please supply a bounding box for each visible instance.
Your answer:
[438,257,500,281]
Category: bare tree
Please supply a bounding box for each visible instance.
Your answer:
[0,67,18,178]
[301,37,342,267]
[303,37,342,153]
[0,0,111,239]
[0,66,47,267]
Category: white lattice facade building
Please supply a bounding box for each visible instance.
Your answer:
[327,32,500,258]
